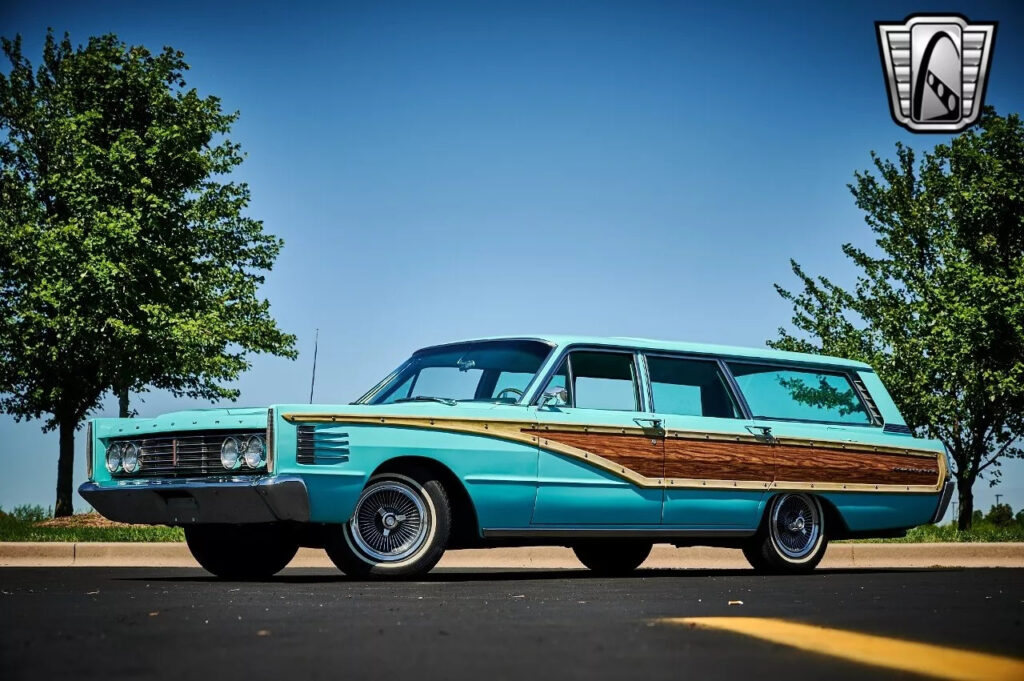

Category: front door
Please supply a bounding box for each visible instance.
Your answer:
[530,349,664,525]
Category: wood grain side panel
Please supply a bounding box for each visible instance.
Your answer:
[531,429,939,488]
[525,430,664,479]
[664,439,774,481]
[774,444,939,487]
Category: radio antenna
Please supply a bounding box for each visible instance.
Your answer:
[309,328,319,404]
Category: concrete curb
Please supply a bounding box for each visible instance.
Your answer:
[2,542,1022,569]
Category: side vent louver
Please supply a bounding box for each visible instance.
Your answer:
[883,423,914,436]
[297,424,350,465]
[850,374,883,424]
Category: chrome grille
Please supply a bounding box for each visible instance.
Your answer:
[109,431,263,478]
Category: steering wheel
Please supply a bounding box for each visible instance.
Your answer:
[495,387,524,401]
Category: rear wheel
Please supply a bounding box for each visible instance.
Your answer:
[326,469,451,579]
[573,540,653,576]
[184,524,298,579]
[743,493,827,574]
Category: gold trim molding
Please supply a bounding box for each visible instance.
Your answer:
[281,412,946,494]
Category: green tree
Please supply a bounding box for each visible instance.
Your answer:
[0,32,296,516]
[985,503,1013,527]
[771,108,1024,530]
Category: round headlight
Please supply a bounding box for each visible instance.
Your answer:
[105,442,124,473]
[220,437,241,470]
[122,442,141,474]
[243,435,266,469]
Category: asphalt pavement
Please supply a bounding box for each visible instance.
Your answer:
[1,567,1021,681]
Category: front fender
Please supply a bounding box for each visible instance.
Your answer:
[274,412,539,528]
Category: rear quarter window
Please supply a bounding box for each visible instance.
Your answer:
[728,363,872,425]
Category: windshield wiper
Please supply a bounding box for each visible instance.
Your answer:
[394,396,458,406]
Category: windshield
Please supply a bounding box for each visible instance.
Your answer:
[359,340,553,405]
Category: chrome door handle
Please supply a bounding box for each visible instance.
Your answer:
[634,418,664,430]
[746,425,776,444]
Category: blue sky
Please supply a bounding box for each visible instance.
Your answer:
[1,1,1022,517]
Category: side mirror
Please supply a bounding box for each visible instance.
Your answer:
[539,388,569,407]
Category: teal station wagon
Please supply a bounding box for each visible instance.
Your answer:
[80,335,953,578]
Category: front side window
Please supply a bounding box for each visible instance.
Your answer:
[542,350,640,411]
[647,356,740,418]
[728,362,872,425]
[364,340,552,404]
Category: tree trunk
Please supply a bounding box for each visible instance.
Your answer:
[54,416,76,518]
[956,478,974,531]
[118,386,130,418]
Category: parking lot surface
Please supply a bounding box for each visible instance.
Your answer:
[1,567,1021,680]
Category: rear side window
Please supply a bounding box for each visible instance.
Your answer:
[728,363,872,425]
[646,356,740,419]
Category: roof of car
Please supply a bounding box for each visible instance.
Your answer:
[428,334,873,371]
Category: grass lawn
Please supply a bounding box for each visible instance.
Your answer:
[846,521,1024,543]
[0,506,183,542]
[2,504,1023,543]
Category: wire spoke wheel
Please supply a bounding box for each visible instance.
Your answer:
[349,480,430,563]
[327,468,451,579]
[769,493,822,560]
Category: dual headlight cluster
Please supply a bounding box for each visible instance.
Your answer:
[220,435,267,471]
[105,435,267,474]
[105,441,142,475]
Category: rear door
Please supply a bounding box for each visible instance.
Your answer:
[530,349,664,525]
[647,354,768,528]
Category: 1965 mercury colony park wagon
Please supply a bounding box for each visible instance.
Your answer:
[80,335,953,579]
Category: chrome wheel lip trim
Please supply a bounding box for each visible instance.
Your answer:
[348,479,430,563]
[770,493,822,561]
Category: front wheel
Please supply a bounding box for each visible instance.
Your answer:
[573,540,653,576]
[184,524,298,579]
[326,469,451,579]
[743,493,828,574]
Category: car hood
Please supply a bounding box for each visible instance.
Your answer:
[93,401,533,440]
[93,406,272,439]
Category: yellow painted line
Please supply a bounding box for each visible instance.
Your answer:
[660,617,1024,681]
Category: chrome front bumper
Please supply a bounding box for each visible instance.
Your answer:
[79,476,310,525]
[931,479,955,524]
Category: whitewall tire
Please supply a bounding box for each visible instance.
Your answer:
[326,469,451,579]
[743,493,828,573]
